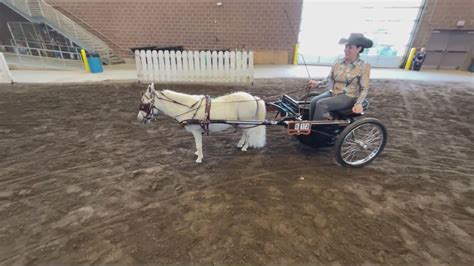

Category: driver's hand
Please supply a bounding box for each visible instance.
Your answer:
[308,80,319,88]
[352,103,363,114]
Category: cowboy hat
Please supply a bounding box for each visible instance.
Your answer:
[339,33,373,48]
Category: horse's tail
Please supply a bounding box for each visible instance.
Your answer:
[246,125,266,148]
[245,98,266,148]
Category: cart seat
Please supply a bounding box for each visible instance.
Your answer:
[331,99,369,118]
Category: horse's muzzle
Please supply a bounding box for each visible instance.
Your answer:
[139,103,152,115]
[138,103,159,124]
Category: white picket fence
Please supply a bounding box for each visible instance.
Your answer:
[135,50,254,83]
[0,53,13,84]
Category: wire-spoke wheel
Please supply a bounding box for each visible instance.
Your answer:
[335,118,387,167]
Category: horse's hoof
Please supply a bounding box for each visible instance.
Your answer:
[195,159,202,163]
[241,148,247,152]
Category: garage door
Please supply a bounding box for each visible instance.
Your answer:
[298,0,425,68]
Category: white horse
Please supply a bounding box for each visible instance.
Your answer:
[137,83,266,163]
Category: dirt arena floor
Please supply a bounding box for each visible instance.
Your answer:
[0,79,473,264]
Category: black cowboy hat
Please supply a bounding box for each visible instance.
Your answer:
[339,33,373,48]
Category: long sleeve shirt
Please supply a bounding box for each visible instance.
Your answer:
[320,57,371,105]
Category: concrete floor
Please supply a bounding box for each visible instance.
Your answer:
[2,64,473,84]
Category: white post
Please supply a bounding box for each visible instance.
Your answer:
[199,51,206,81]
[211,51,218,82]
[146,50,153,82]
[0,53,13,84]
[135,50,142,81]
[204,51,211,81]
[187,51,194,82]
[236,51,242,83]
[218,51,224,82]
[170,51,177,82]
[152,50,159,82]
[242,51,248,84]
[248,51,254,84]
[140,50,147,82]
[224,51,230,83]
[193,51,200,82]
[230,51,236,83]
[176,51,183,81]
[164,50,171,82]
[158,50,165,81]
[182,51,189,82]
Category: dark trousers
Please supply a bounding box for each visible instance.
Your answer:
[309,91,356,120]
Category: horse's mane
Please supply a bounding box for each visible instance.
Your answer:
[160,90,203,105]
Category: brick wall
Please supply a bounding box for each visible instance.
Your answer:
[412,0,474,69]
[412,0,474,48]
[45,0,473,65]
[46,0,303,64]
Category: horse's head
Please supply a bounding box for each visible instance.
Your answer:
[137,83,160,124]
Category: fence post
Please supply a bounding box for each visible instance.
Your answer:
[0,53,13,83]
[230,51,236,82]
[170,51,177,82]
[135,50,142,80]
[249,51,254,84]
[236,51,242,83]
[181,51,188,82]
[140,50,147,82]
[193,51,200,82]
[223,51,229,83]
[152,50,159,82]
[199,51,206,81]
[156,50,163,81]
[146,50,153,82]
[176,51,182,81]
[187,51,194,82]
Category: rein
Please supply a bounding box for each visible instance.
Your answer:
[153,90,201,109]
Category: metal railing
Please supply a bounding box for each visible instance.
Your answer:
[1,44,83,69]
[9,39,82,55]
[4,0,113,64]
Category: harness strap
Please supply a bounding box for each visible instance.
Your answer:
[155,90,200,108]
[255,96,259,119]
[190,97,205,120]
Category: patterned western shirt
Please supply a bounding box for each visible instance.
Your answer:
[320,57,371,105]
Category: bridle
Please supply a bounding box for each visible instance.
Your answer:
[138,89,160,124]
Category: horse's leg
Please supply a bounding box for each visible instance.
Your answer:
[240,130,249,152]
[190,129,203,163]
[237,132,246,148]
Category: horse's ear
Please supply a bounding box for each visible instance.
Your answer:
[150,83,155,91]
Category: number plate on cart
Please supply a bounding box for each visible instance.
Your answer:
[287,121,311,135]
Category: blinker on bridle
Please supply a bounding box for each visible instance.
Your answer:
[139,89,157,123]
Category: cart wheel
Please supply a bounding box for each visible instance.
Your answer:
[335,118,387,167]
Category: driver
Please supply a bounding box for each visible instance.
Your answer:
[308,33,373,120]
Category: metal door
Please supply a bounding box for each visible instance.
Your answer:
[424,30,474,70]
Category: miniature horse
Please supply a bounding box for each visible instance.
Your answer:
[137,83,266,163]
